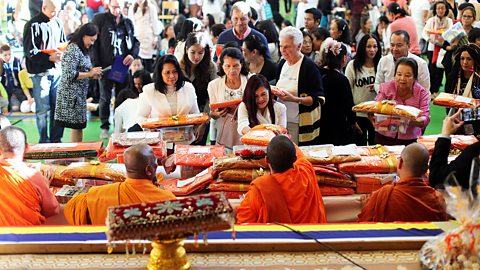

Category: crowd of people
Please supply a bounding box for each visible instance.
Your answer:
[1,0,480,226]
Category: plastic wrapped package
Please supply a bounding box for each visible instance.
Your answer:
[60,161,126,182]
[140,113,209,129]
[111,132,162,146]
[159,125,195,143]
[301,144,361,164]
[433,92,479,108]
[160,168,214,196]
[208,181,250,192]
[40,164,76,187]
[338,154,398,174]
[318,185,355,196]
[25,141,102,159]
[352,100,422,120]
[54,185,86,204]
[357,145,389,156]
[212,156,268,172]
[218,168,270,182]
[419,185,480,269]
[175,145,226,167]
[418,135,478,154]
[209,99,242,110]
[373,114,410,134]
[100,137,166,162]
[442,21,466,43]
[354,173,396,194]
[316,175,356,188]
[240,124,288,146]
[180,165,208,180]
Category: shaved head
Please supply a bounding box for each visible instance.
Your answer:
[267,135,296,173]
[124,144,156,180]
[0,126,27,158]
[400,143,430,177]
[42,0,61,18]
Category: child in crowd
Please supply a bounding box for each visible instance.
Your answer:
[1,44,25,112]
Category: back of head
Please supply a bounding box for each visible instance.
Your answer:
[0,126,27,158]
[256,20,279,43]
[244,34,268,58]
[211,23,226,38]
[124,143,156,179]
[399,143,429,177]
[267,136,296,173]
[323,39,347,70]
[388,2,406,16]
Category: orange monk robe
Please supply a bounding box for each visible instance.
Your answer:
[236,148,327,224]
[64,178,176,225]
[0,160,59,226]
[357,177,448,222]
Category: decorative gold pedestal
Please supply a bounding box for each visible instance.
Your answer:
[147,239,191,270]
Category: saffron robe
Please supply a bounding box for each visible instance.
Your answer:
[357,177,448,222]
[64,178,175,225]
[236,149,327,224]
[0,160,59,226]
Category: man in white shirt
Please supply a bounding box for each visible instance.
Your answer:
[375,30,430,93]
[409,0,430,47]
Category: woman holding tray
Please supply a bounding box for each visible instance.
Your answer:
[137,55,200,123]
[375,57,430,145]
[208,47,249,149]
[54,23,102,142]
[237,74,287,135]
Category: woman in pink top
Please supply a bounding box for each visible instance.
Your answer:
[387,3,421,55]
[375,57,430,145]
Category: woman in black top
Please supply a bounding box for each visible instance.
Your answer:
[242,35,278,83]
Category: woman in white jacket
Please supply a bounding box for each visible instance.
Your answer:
[129,0,162,72]
[137,55,199,123]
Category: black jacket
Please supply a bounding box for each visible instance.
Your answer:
[429,137,480,189]
[23,13,66,74]
[91,12,139,68]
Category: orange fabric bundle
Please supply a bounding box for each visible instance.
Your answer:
[354,173,395,194]
[141,113,209,129]
[219,168,270,182]
[318,185,355,196]
[352,100,422,120]
[41,43,68,54]
[316,175,356,188]
[212,156,268,172]
[357,145,389,156]
[432,92,479,108]
[60,161,126,182]
[209,99,242,110]
[417,135,478,153]
[100,137,166,162]
[338,154,398,174]
[240,124,288,146]
[208,181,250,192]
[222,191,247,199]
[40,164,76,187]
[161,169,214,196]
[175,145,226,167]
[306,155,361,164]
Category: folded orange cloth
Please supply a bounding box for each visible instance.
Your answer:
[417,135,478,153]
[161,169,214,196]
[175,145,226,167]
[212,156,268,172]
[100,137,165,162]
[60,161,126,182]
[357,145,389,156]
[318,185,355,196]
[432,92,479,108]
[209,99,242,110]
[140,113,209,129]
[219,168,270,182]
[208,181,250,192]
[338,154,398,174]
[352,100,422,120]
[354,173,395,194]
[240,124,288,146]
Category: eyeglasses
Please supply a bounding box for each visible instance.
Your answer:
[462,15,474,19]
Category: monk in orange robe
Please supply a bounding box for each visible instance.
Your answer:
[358,143,448,222]
[236,135,327,224]
[0,126,59,226]
[64,144,175,225]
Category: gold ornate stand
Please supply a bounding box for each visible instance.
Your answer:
[147,239,191,270]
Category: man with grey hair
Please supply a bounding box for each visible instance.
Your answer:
[216,1,270,60]
[273,26,324,146]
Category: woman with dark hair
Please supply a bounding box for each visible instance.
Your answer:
[137,55,199,123]
[301,30,315,59]
[318,39,359,146]
[242,35,278,82]
[329,18,352,55]
[208,47,249,149]
[54,23,102,142]
[129,0,161,72]
[160,24,175,53]
[237,74,287,135]
[355,14,372,45]
[256,20,280,61]
[114,70,152,133]
[180,32,218,145]
[375,57,430,145]
[387,2,421,55]
[422,0,452,97]
[445,44,480,99]
[345,34,382,145]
